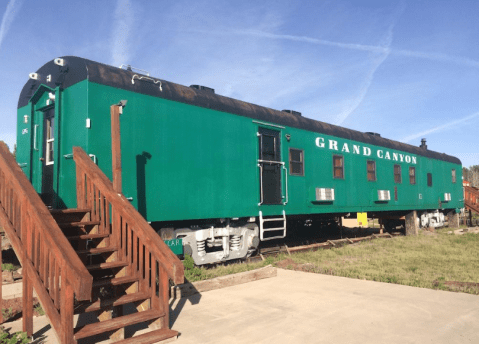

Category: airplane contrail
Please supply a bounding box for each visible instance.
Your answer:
[401,112,479,143]
[229,29,479,69]
[0,0,23,52]
[111,0,134,67]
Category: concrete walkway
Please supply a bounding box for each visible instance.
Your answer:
[171,269,479,344]
[3,269,479,343]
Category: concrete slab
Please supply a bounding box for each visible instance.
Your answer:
[2,281,23,299]
[3,269,479,343]
[171,269,479,344]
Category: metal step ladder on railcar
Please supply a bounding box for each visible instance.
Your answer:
[259,210,287,241]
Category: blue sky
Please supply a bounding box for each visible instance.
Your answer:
[1,0,478,167]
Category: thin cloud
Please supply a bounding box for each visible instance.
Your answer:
[334,51,390,125]
[394,49,479,68]
[111,0,134,67]
[228,29,479,69]
[401,112,479,143]
[235,29,387,53]
[334,23,395,125]
[0,0,23,52]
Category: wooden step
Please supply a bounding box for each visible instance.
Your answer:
[58,220,100,228]
[66,233,109,241]
[87,261,128,271]
[76,246,118,255]
[93,275,139,288]
[74,309,164,340]
[77,292,150,313]
[51,208,92,223]
[115,329,179,344]
[50,208,91,214]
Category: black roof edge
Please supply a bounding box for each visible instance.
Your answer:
[17,56,461,165]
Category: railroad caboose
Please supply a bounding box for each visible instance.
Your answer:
[16,56,464,265]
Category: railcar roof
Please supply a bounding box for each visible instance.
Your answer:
[18,56,460,165]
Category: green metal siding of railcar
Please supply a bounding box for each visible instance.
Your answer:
[81,81,463,221]
[16,57,463,223]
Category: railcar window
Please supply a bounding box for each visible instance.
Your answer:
[427,173,432,187]
[452,169,456,183]
[333,155,344,179]
[261,135,277,161]
[289,148,304,176]
[45,117,54,165]
[394,164,401,183]
[409,167,416,184]
[367,160,376,181]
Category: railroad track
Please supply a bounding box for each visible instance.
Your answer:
[246,232,402,263]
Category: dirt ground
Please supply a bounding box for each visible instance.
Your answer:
[1,297,43,323]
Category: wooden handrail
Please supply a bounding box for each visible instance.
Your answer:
[464,185,479,213]
[465,185,479,197]
[0,142,92,338]
[73,146,184,285]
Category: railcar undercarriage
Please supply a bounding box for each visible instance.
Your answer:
[158,219,260,265]
[157,208,455,265]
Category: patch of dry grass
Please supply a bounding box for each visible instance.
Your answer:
[286,231,479,293]
[182,229,479,295]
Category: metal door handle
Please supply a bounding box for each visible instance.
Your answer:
[258,163,263,206]
[282,164,288,205]
[33,125,39,151]
[39,158,45,161]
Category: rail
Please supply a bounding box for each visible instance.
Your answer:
[0,142,92,341]
[73,146,184,327]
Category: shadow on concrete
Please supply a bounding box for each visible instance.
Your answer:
[170,279,202,328]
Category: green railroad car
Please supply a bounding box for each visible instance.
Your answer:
[16,56,464,264]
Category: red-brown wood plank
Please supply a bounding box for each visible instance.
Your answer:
[111,105,122,193]
[92,275,139,288]
[74,309,163,340]
[78,291,150,313]
[160,264,169,329]
[86,261,128,271]
[22,266,33,336]
[114,329,178,344]
[60,278,74,344]
[121,215,127,260]
[133,232,138,271]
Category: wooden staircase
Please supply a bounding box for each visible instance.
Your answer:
[0,142,184,344]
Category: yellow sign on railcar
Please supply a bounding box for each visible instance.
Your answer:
[357,212,367,227]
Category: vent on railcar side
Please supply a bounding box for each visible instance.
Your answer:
[377,190,391,201]
[282,110,302,116]
[316,188,335,201]
[190,85,215,93]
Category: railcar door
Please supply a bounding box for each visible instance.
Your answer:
[41,107,55,206]
[258,127,282,205]
[31,105,55,207]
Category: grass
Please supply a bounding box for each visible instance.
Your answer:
[1,264,18,272]
[183,229,479,294]
[183,254,275,282]
[278,229,479,293]
[34,304,45,316]
[1,308,13,322]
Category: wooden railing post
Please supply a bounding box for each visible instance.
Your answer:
[22,266,33,336]
[60,272,74,344]
[111,104,122,193]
